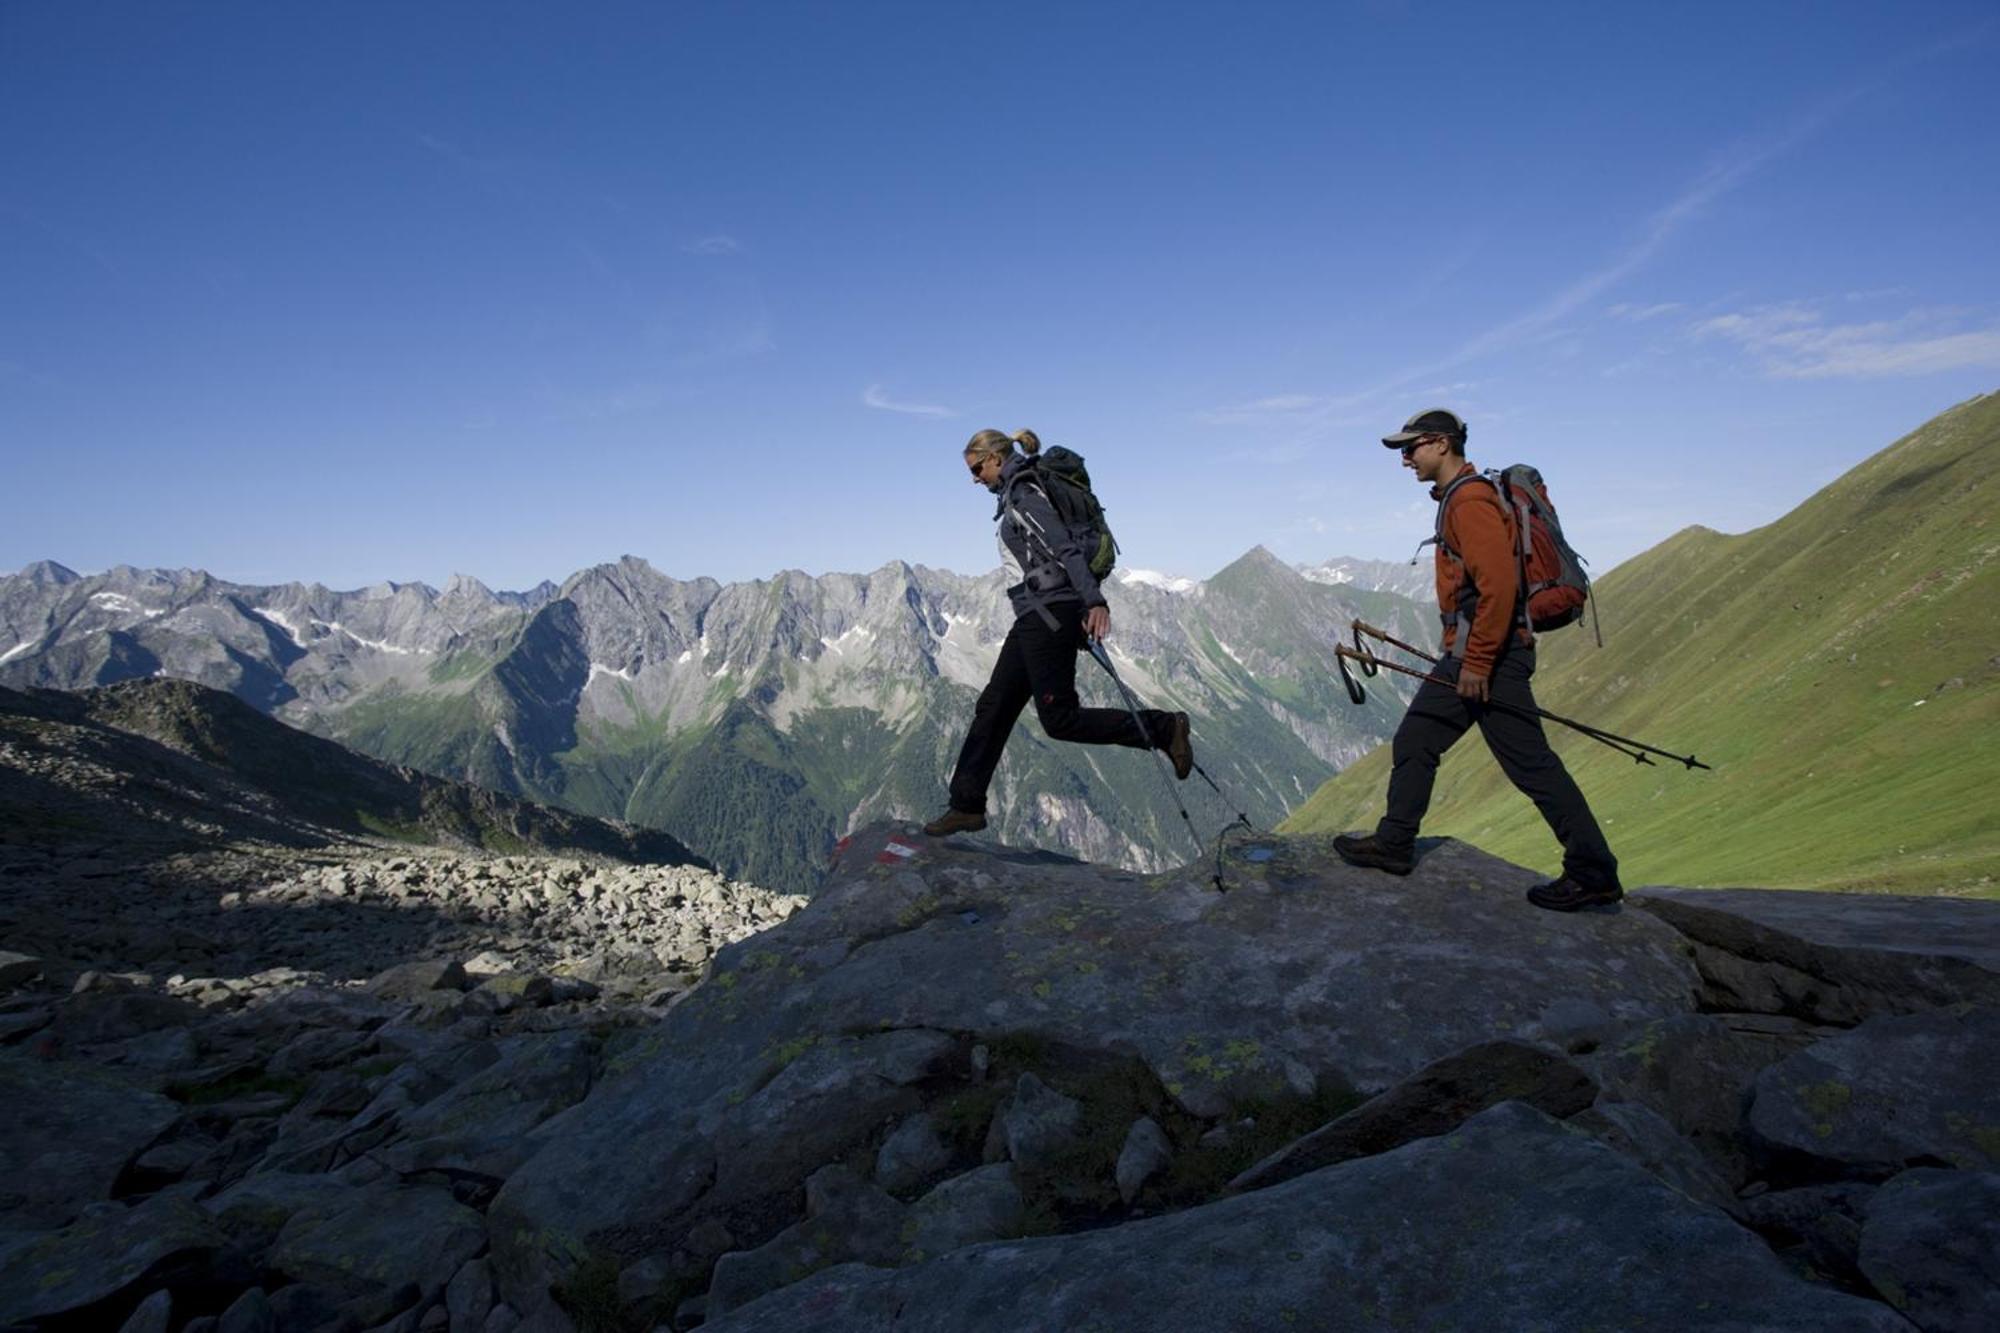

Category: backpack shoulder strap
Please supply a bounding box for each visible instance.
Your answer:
[1426,470,1500,561]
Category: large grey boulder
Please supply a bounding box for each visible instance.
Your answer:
[704,1102,1907,1332]
[0,1192,222,1326]
[987,1072,1085,1171]
[215,1285,277,1333]
[901,1164,1025,1262]
[50,988,195,1046]
[366,959,469,1002]
[1858,1168,2000,1332]
[117,1288,174,1333]
[488,1024,953,1309]
[1114,1118,1173,1205]
[1747,1004,2000,1176]
[379,1030,599,1181]
[1570,1099,1738,1212]
[1636,887,2000,1024]
[874,1112,952,1196]
[486,825,1700,1312]
[265,1183,487,1326]
[0,1052,182,1226]
[0,950,42,989]
[446,1257,498,1332]
[204,1166,365,1253]
[1583,1013,1813,1187]
[706,1165,905,1321]
[1230,1039,1596,1193]
[1738,1182,1877,1288]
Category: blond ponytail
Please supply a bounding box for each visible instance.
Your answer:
[964,427,1045,464]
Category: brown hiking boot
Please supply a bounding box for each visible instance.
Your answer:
[1167,712,1194,781]
[922,808,988,837]
[1526,876,1624,911]
[1332,832,1414,876]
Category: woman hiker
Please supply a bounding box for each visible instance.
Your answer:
[923,429,1194,837]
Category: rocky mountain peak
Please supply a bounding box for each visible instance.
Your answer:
[442,573,497,603]
[1206,544,1302,591]
[19,559,79,586]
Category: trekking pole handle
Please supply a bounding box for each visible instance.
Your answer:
[1349,624,1379,677]
[1351,620,1439,665]
[1335,647,1367,705]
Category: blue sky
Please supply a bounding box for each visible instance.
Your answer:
[4,1,1997,592]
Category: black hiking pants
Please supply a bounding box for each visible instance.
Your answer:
[1376,646,1620,888]
[947,604,1175,815]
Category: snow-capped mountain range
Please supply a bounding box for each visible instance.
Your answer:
[1,552,1431,890]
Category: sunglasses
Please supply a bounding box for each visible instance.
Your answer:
[1399,435,1444,458]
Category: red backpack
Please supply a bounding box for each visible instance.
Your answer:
[1432,464,1600,644]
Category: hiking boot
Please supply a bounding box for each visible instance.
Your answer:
[1526,876,1624,912]
[1166,712,1194,781]
[922,808,988,837]
[1332,832,1414,877]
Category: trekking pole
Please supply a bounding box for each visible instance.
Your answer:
[1345,621,1708,769]
[1334,645,1710,771]
[1338,643,1660,764]
[1351,620,1441,666]
[1085,637,1246,890]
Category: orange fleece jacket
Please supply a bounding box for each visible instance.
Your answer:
[1433,463,1523,677]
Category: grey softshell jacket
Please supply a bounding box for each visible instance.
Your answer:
[994,453,1106,621]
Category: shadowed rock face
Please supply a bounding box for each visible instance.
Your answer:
[7,816,2000,1331]
[704,1104,1909,1333]
[487,822,1704,1310]
[1748,1005,2000,1177]
[1637,887,2000,1023]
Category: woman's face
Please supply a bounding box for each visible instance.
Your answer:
[967,451,1004,491]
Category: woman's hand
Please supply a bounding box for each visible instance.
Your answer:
[1083,606,1110,641]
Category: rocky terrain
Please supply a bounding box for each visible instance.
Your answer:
[4,816,1996,1331]
[0,674,798,1015]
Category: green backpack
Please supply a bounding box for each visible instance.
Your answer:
[1028,446,1120,579]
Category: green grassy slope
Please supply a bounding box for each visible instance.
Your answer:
[1282,392,2000,897]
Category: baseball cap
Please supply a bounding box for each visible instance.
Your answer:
[1381,408,1468,448]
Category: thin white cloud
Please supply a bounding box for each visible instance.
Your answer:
[684,235,742,256]
[1694,304,2000,379]
[1199,393,1331,424]
[863,384,956,418]
[1607,302,1685,322]
[1205,73,1884,435]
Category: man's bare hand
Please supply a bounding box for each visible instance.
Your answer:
[1456,669,1490,702]
[1083,606,1110,641]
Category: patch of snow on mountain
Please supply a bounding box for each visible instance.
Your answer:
[1117,569,1199,594]
[819,624,876,656]
[89,592,161,618]
[0,642,33,665]
[1214,639,1248,668]
[588,662,636,683]
[1298,564,1357,586]
[674,649,694,665]
[318,620,429,656]
[253,607,308,647]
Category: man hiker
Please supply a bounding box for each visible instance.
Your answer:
[1333,409,1623,911]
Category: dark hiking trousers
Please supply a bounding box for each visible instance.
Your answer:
[947,604,1175,815]
[1375,646,1620,887]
